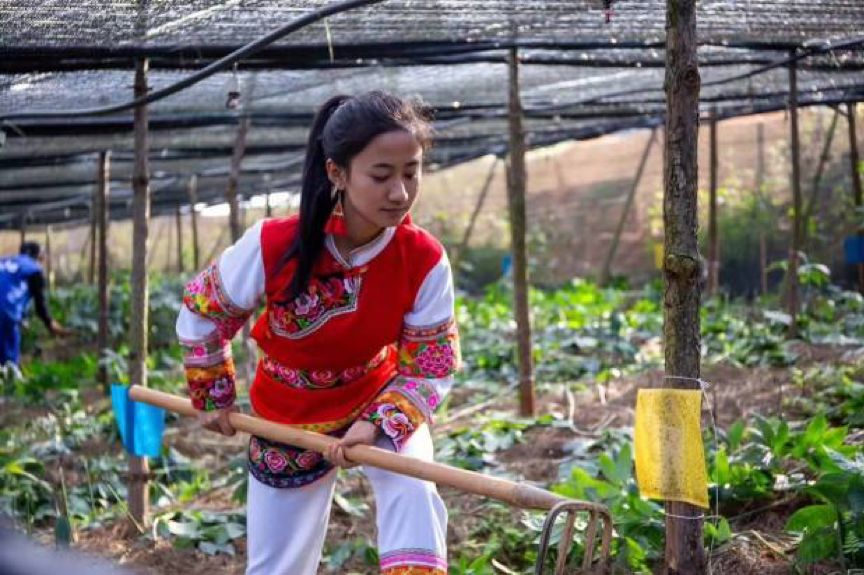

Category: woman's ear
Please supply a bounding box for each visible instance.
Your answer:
[325,158,347,189]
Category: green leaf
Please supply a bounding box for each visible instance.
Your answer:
[166,520,201,538]
[786,504,837,533]
[726,421,745,452]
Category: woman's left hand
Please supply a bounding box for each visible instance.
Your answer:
[325,420,379,469]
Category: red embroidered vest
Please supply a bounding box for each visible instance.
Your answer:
[249,215,442,426]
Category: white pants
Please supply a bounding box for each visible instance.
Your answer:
[246,424,448,574]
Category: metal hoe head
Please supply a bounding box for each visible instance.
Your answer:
[535,500,613,575]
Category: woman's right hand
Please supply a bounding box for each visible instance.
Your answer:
[197,407,238,436]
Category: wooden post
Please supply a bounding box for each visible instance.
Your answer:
[506,47,535,418]
[19,213,26,247]
[848,103,864,294]
[226,117,251,243]
[600,128,657,285]
[453,156,499,271]
[787,54,802,337]
[264,174,273,218]
[44,225,54,292]
[89,190,97,285]
[97,151,111,394]
[175,205,184,274]
[128,58,151,532]
[187,175,200,270]
[661,0,706,572]
[757,123,768,295]
[225,116,253,386]
[803,108,840,247]
[707,114,719,296]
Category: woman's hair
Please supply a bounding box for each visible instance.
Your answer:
[277,90,433,300]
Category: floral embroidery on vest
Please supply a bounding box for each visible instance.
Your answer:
[261,346,390,390]
[398,317,460,379]
[268,271,364,339]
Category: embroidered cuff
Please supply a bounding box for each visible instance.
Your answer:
[183,262,253,341]
[398,318,460,379]
[186,361,237,411]
[361,390,426,451]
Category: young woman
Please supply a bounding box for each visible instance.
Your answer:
[176,91,459,575]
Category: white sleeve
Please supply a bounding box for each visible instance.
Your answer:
[176,219,266,343]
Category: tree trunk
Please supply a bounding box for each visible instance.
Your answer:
[176,205,184,274]
[454,156,499,272]
[707,114,719,296]
[601,128,657,285]
[226,117,251,244]
[662,1,706,572]
[89,193,97,285]
[506,47,535,418]
[756,123,768,295]
[97,151,111,395]
[848,103,863,294]
[128,58,151,533]
[44,225,54,292]
[786,55,802,337]
[187,175,200,270]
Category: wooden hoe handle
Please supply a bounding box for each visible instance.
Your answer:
[129,386,589,512]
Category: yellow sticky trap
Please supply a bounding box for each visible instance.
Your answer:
[634,388,709,509]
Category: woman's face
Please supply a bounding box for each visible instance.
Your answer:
[328,129,423,235]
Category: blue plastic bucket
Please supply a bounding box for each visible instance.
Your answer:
[111,384,166,458]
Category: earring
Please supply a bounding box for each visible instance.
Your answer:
[324,185,348,236]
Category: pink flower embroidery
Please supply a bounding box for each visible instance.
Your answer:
[211,377,233,399]
[415,344,456,378]
[249,438,261,461]
[295,450,320,469]
[310,370,336,386]
[427,393,440,410]
[294,293,320,317]
[264,449,288,473]
[378,405,413,439]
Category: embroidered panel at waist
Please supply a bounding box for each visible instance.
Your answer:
[261,346,391,390]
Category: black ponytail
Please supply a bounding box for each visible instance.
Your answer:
[277,90,434,300]
[279,95,351,301]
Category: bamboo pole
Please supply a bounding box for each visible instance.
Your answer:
[128,58,151,531]
[661,0,706,572]
[600,128,657,285]
[848,103,863,294]
[44,225,54,292]
[264,173,273,218]
[226,117,251,244]
[175,205,184,274]
[89,188,97,285]
[97,151,111,395]
[803,108,840,248]
[506,47,535,418]
[187,175,200,270]
[129,386,580,513]
[757,123,768,295]
[707,114,719,296]
[453,156,499,272]
[787,54,802,337]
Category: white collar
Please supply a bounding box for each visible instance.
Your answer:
[325,227,396,268]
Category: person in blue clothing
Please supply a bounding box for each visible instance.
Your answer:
[0,242,66,366]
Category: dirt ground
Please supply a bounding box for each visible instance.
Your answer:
[21,342,864,574]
